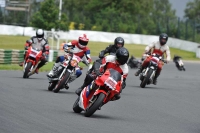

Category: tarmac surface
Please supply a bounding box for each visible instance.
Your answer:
[0,62,200,133]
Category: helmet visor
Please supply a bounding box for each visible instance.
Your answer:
[116,43,123,48]
[37,34,44,38]
[79,40,88,46]
[160,38,167,45]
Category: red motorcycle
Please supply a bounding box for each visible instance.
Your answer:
[73,68,122,117]
[23,46,43,78]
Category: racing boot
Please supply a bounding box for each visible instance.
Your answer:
[135,66,144,76]
[65,75,78,90]
[153,73,160,85]
[47,62,60,77]
[75,74,94,96]
[75,83,87,96]
[19,61,24,67]
[111,94,121,101]
[35,68,39,74]
[65,83,69,90]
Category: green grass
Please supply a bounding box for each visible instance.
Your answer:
[0,35,199,70]
[0,62,86,71]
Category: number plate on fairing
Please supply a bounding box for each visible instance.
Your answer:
[105,77,117,90]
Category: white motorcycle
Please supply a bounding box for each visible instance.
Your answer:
[48,54,81,93]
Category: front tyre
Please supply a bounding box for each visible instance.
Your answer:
[53,71,71,93]
[84,93,105,117]
[48,82,57,91]
[73,97,82,113]
[23,62,32,78]
[140,69,153,88]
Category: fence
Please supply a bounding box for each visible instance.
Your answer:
[0,49,58,64]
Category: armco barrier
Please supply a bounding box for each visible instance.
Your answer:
[0,49,58,64]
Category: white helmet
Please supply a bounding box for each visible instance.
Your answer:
[36,29,44,40]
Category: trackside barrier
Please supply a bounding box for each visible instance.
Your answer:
[48,50,58,62]
[196,48,200,58]
[1,24,200,58]
[0,49,24,64]
[0,49,58,64]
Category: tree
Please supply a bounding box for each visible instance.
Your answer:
[61,0,177,36]
[30,0,68,31]
[184,0,200,41]
[185,0,200,20]
[151,0,177,36]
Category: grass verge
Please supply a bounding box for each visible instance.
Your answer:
[0,62,87,71]
[0,35,199,70]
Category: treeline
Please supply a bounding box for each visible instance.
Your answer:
[0,0,200,42]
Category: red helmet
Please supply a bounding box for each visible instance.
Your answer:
[78,34,89,48]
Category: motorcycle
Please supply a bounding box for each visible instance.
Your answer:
[73,68,122,117]
[127,55,142,69]
[48,54,81,93]
[173,55,186,71]
[23,46,43,78]
[139,53,167,88]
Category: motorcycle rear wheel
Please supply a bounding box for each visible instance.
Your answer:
[84,93,105,117]
[73,97,82,113]
[23,62,32,78]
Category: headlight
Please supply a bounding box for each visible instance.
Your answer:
[70,60,78,67]
[150,61,158,66]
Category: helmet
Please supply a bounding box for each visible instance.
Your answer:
[116,47,129,65]
[26,40,32,44]
[78,34,89,48]
[36,29,44,40]
[114,37,124,49]
[159,33,168,45]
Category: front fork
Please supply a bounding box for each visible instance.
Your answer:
[141,67,156,83]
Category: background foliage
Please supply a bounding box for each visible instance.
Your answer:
[1,0,200,42]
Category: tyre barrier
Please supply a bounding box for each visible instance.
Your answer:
[0,49,58,64]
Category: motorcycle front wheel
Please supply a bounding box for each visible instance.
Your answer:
[84,93,105,117]
[48,81,57,91]
[53,71,71,93]
[140,69,153,88]
[23,62,32,78]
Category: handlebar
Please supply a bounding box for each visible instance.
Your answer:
[161,59,168,64]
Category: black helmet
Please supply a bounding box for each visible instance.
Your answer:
[36,29,44,39]
[116,47,129,65]
[114,37,124,49]
[159,33,168,45]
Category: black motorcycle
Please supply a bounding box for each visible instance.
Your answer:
[173,55,186,71]
[127,55,142,69]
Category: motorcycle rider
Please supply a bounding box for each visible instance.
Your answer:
[75,47,129,101]
[47,34,92,87]
[19,29,49,74]
[99,37,125,58]
[173,55,185,70]
[87,37,125,74]
[135,33,171,85]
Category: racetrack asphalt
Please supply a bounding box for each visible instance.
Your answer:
[0,62,200,133]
